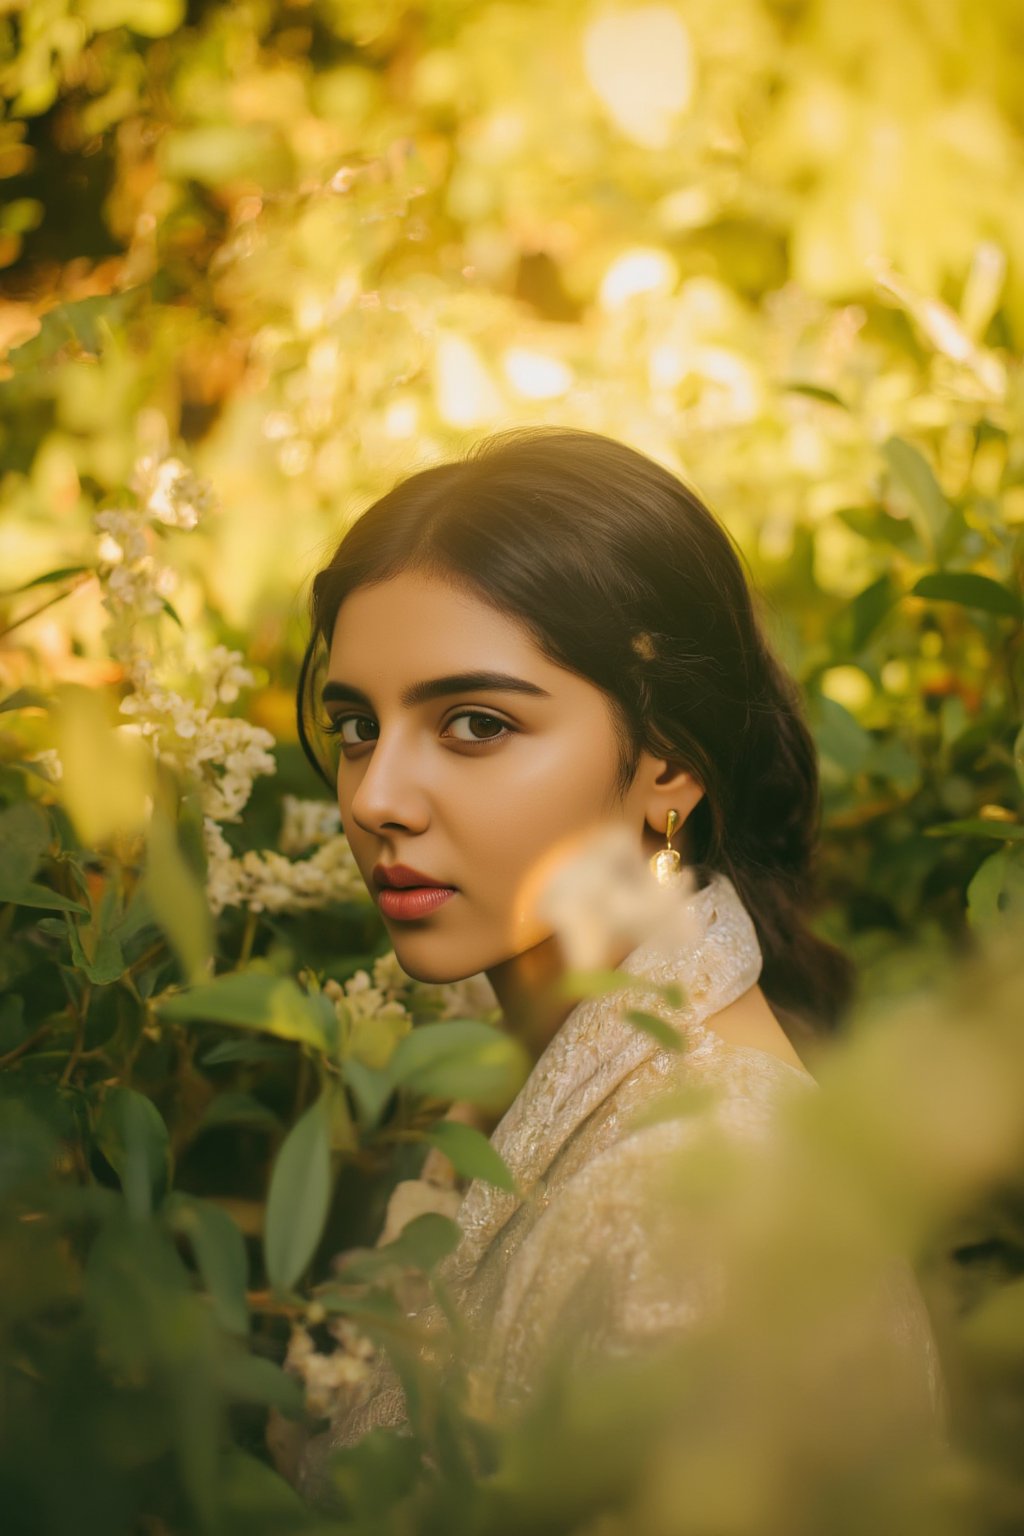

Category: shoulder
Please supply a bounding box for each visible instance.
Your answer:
[701,983,813,1076]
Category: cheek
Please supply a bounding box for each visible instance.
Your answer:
[472,732,622,917]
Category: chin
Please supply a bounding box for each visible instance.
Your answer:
[388,937,484,987]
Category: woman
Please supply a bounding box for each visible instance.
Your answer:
[291,426,945,1498]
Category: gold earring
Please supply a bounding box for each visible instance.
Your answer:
[649,808,682,885]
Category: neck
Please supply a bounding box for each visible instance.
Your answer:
[485,928,637,1064]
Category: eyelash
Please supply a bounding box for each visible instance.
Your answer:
[323,709,517,751]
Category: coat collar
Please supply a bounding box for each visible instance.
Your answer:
[446,870,765,1279]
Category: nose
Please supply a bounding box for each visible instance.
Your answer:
[344,726,431,838]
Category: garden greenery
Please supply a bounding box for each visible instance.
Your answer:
[1,0,1023,1531]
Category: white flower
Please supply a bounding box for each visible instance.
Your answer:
[284,1323,372,1419]
[200,645,256,710]
[26,748,63,783]
[131,453,216,530]
[535,820,700,972]
[94,509,149,566]
[278,795,343,855]
[90,446,381,923]
[202,819,368,916]
[433,970,501,1020]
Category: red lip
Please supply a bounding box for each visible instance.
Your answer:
[372,863,456,891]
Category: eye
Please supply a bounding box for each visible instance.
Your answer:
[323,709,514,751]
[324,714,378,745]
[443,710,515,744]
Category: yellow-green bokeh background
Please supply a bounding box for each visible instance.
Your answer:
[4,0,1023,990]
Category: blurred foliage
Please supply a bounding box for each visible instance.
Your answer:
[1,0,1024,1531]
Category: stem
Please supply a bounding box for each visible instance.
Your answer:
[0,1022,54,1068]
[126,940,168,979]
[238,909,259,966]
[292,1051,311,1120]
[245,1290,305,1319]
[58,982,92,1087]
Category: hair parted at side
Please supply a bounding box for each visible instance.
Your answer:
[296,425,856,1040]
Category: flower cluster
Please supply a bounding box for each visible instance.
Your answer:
[202,816,367,916]
[94,454,214,631]
[131,452,217,531]
[284,1316,376,1420]
[94,507,177,620]
[92,449,278,828]
[318,949,498,1073]
[277,793,343,855]
[328,948,499,1028]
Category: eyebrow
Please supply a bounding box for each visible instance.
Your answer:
[321,670,553,711]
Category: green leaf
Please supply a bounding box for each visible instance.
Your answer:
[158,971,330,1052]
[811,695,873,776]
[0,994,26,1054]
[0,881,88,915]
[836,506,919,549]
[0,799,50,890]
[783,382,848,408]
[623,1008,684,1053]
[215,1449,318,1532]
[0,687,50,712]
[835,572,897,652]
[863,735,921,794]
[143,803,213,986]
[94,1086,172,1219]
[389,1020,529,1111]
[201,1037,293,1067]
[0,1099,57,1198]
[911,571,1022,620]
[338,1212,461,1284]
[3,564,91,596]
[159,125,291,187]
[386,1211,461,1272]
[264,1094,332,1293]
[216,1351,305,1415]
[112,881,159,943]
[342,1058,395,1132]
[553,966,640,1000]
[74,924,126,983]
[425,1118,517,1193]
[967,848,1024,928]
[925,819,1024,841]
[1015,721,1024,796]
[314,1287,405,1324]
[196,1092,281,1132]
[164,1192,250,1336]
[883,436,951,553]
[82,1212,195,1378]
[7,292,137,367]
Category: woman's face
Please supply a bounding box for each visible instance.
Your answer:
[323,568,660,984]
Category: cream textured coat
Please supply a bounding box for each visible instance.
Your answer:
[298,872,946,1499]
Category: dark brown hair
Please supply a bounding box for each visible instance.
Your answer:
[297,426,855,1038]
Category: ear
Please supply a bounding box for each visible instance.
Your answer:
[644,759,704,838]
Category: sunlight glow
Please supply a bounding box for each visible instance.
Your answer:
[599,247,678,310]
[583,5,695,149]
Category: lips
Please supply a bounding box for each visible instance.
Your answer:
[372,862,454,891]
[371,863,457,920]
[376,885,456,920]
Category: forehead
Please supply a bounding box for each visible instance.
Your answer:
[327,570,547,675]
